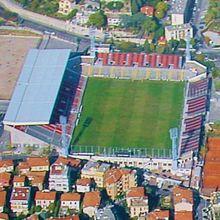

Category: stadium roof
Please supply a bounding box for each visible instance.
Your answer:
[3,49,71,126]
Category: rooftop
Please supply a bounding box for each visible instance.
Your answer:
[130,198,148,207]
[175,211,193,220]
[61,193,80,201]
[76,178,91,186]
[10,187,31,201]
[3,49,71,126]
[0,213,9,220]
[27,157,49,167]
[165,23,192,31]
[127,187,145,198]
[173,186,193,205]
[170,0,188,14]
[82,161,110,173]
[83,191,101,208]
[0,159,13,168]
[147,209,170,220]
[0,191,6,207]
[13,175,26,183]
[35,191,56,201]
[0,172,11,186]
[54,156,81,167]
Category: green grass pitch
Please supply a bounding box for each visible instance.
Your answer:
[71,78,184,151]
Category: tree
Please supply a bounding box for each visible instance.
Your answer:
[66,9,78,20]
[144,40,152,53]
[142,17,158,35]
[35,205,42,213]
[89,11,107,28]
[212,67,220,78]
[155,1,168,19]
[178,39,186,48]
[106,1,124,11]
[117,41,140,52]
[131,0,139,14]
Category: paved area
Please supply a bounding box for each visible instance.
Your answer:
[0,35,40,100]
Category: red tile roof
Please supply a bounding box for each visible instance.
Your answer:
[55,156,81,167]
[35,191,56,201]
[48,216,79,220]
[173,186,193,205]
[0,213,9,220]
[0,191,6,207]
[83,191,100,208]
[76,178,91,186]
[140,6,154,16]
[127,187,145,198]
[61,193,80,201]
[175,211,193,220]
[0,160,13,168]
[27,157,49,167]
[147,209,170,220]
[203,137,220,192]
[0,173,11,186]
[11,187,30,201]
[13,175,26,183]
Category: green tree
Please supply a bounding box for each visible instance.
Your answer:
[66,9,78,20]
[35,205,42,213]
[106,1,124,11]
[117,41,140,52]
[142,17,158,35]
[155,1,168,19]
[144,40,152,53]
[178,39,186,48]
[89,11,107,27]
[131,0,139,14]
[212,67,220,78]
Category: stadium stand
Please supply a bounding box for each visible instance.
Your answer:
[3,49,87,148]
[179,78,209,155]
[96,53,183,69]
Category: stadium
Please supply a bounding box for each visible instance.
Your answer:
[3,49,209,171]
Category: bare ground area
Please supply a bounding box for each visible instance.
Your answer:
[0,35,41,100]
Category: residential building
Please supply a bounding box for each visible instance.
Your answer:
[172,186,193,219]
[96,205,117,220]
[26,171,46,190]
[13,175,26,187]
[107,14,121,26]
[0,160,13,173]
[49,156,81,192]
[35,191,56,209]
[27,157,50,172]
[0,173,11,187]
[17,161,30,174]
[146,209,170,220]
[75,178,92,193]
[83,191,101,218]
[170,0,192,25]
[10,187,31,214]
[165,23,193,41]
[104,168,137,199]
[130,198,148,218]
[173,186,193,212]
[60,192,81,214]
[126,187,145,207]
[58,0,75,15]
[0,213,8,220]
[95,44,111,54]
[175,211,193,220]
[0,191,6,213]
[73,11,92,25]
[81,161,111,188]
[140,5,154,16]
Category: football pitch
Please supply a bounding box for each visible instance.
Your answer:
[71,78,184,152]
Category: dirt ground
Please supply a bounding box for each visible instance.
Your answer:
[0,35,41,100]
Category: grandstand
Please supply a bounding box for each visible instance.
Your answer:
[3,49,86,152]
[3,49,210,162]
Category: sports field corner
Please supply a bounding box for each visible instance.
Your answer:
[71,77,185,155]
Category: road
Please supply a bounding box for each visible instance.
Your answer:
[0,0,104,40]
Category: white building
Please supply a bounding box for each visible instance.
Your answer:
[60,192,81,213]
[75,178,92,193]
[165,23,193,41]
[10,187,31,215]
[107,14,121,26]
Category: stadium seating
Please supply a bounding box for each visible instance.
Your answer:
[179,78,209,155]
[96,53,183,69]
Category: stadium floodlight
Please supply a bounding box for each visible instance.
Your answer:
[169,127,179,170]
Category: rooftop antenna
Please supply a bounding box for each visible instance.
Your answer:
[185,29,191,62]
[89,26,96,57]
[59,115,68,156]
